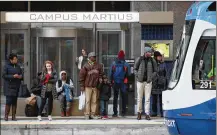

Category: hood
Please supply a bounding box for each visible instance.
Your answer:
[59,70,67,79]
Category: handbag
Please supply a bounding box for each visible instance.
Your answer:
[78,92,85,110]
[25,95,36,106]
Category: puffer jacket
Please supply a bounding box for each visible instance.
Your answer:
[2,62,23,97]
[134,56,157,82]
[79,61,103,89]
[152,61,167,94]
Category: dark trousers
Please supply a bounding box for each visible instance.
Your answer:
[113,83,127,115]
[38,92,53,116]
[6,96,18,105]
[100,100,108,116]
[152,94,163,115]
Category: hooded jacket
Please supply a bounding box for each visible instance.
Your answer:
[56,71,74,97]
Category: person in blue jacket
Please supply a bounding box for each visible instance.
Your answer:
[109,50,131,117]
[2,53,23,121]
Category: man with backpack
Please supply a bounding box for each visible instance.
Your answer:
[109,50,131,118]
[134,47,157,120]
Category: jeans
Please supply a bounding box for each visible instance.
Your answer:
[100,100,108,116]
[36,96,47,113]
[152,94,163,116]
[38,92,53,116]
[113,83,127,115]
[58,94,71,112]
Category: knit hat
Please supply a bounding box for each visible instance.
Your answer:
[118,50,125,59]
[144,47,152,53]
[88,52,96,58]
[154,51,162,57]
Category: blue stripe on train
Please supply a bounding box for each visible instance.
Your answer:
[164,98,216,135]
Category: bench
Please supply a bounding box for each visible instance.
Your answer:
[8,98,84,116]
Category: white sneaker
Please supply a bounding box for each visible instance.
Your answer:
[48,115,52,121]
[37,116,42,121]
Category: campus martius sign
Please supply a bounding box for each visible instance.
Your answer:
[5,12,140,23]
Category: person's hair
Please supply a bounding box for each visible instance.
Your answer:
[42,60,54,73]
[9,53,17,60]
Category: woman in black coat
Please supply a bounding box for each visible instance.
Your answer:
[151,51,167,117]
[2,53,23,121]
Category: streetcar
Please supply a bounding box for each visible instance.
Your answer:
[163,2,216,135]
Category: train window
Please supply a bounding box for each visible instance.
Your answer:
[192,37,216,90]
[168,20,195,89]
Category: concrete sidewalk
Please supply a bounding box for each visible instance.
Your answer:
[1,117,169,135]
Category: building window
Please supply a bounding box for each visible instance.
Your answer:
[96,1,130,11]
[141,25,173,40]
[192,37,216,90]
[31,1,93,11]
[0,1,28,11]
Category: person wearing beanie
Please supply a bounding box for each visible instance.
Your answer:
[151,51,167,117]
[109,50,131,118]
[79,52,103,120]
[134,47,157,120]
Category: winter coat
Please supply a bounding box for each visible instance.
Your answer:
[30,77,42,96]
[40,71,58,99]
[98,83,112,101]
[134,56,157,83]
[152,61,167,94]
[2,62,23,97]
[79,61,103,89]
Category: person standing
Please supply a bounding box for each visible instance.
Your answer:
[151,51,167,117]
[109,50,131,117]
[56,71,74,117]
[76,49,88,70]
[37,61,58,121]
[134,47,157,120]
[79,52,103,120]
[98,75,112,119]
[2,53,23,121]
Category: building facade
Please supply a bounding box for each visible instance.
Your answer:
[0,1,192,98]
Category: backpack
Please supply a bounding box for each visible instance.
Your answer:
[112,60,127,83]
[25,104,38,117]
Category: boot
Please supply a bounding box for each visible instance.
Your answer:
[66,109,70,117]
[137,112,142,120]
[12,105,17,121]
[4,105,10,121]
[61,111,65,117]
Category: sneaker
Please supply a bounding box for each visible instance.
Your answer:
[37,116,42,121]
[102,115,109,120]
[48,115,52,121]
[121,114,126,118]
[92,115,101,119]
[145,114,151,120]
[85,115,90,120]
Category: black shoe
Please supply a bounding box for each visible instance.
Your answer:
[112,114,118,118]
[151,114,157,117]
[89,116,94,119]
[137,113,141,120]
[145,114,151,120]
